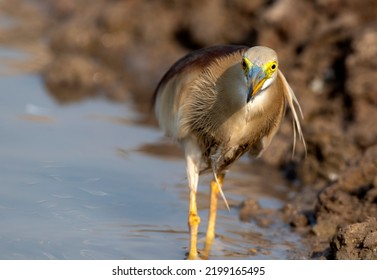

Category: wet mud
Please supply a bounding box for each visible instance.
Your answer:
[1,0,376,259]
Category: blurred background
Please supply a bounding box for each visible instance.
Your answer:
[0,0,376,259]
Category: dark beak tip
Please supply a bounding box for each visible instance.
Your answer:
[246,94,254,103]
[247,87,255,103]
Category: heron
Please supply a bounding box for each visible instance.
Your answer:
[153,45,305,259]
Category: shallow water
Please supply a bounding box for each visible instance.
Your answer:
[0,47,306,259]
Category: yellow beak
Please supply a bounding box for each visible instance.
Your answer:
[247,66,267,102]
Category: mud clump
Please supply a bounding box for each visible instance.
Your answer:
[330,218,377,260]
[308,145,377,259]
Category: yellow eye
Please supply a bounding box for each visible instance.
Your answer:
[241,59,247,70]
[241,57,252,75]
[264,61,278,78]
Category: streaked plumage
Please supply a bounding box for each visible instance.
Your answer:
[154,45,305,259]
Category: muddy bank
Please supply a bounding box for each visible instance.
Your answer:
[1,0,377,259]
[284,145,377,259]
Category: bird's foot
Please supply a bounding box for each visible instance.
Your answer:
[185,250,202,260]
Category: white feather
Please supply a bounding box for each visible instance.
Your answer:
[278,70,307,157]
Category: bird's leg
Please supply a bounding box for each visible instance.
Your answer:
[188,189,200,259]
[203,172,225,258]
[184,138,201,260]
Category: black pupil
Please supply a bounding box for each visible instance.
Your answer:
[242,60,246,68]
[271,64,276,69]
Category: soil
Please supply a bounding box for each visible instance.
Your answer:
[1,0,376,259]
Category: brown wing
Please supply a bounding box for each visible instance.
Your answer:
[153,45,248,105]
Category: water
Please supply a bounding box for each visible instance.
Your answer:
[0,51,305,259]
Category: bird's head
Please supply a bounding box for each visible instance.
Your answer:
[241,46,279,103]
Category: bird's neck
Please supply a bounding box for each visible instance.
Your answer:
[212,65,285,140]
[215,64,248,114]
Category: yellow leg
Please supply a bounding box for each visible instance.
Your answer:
[203,173,224,258]
[187,190,200,259]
